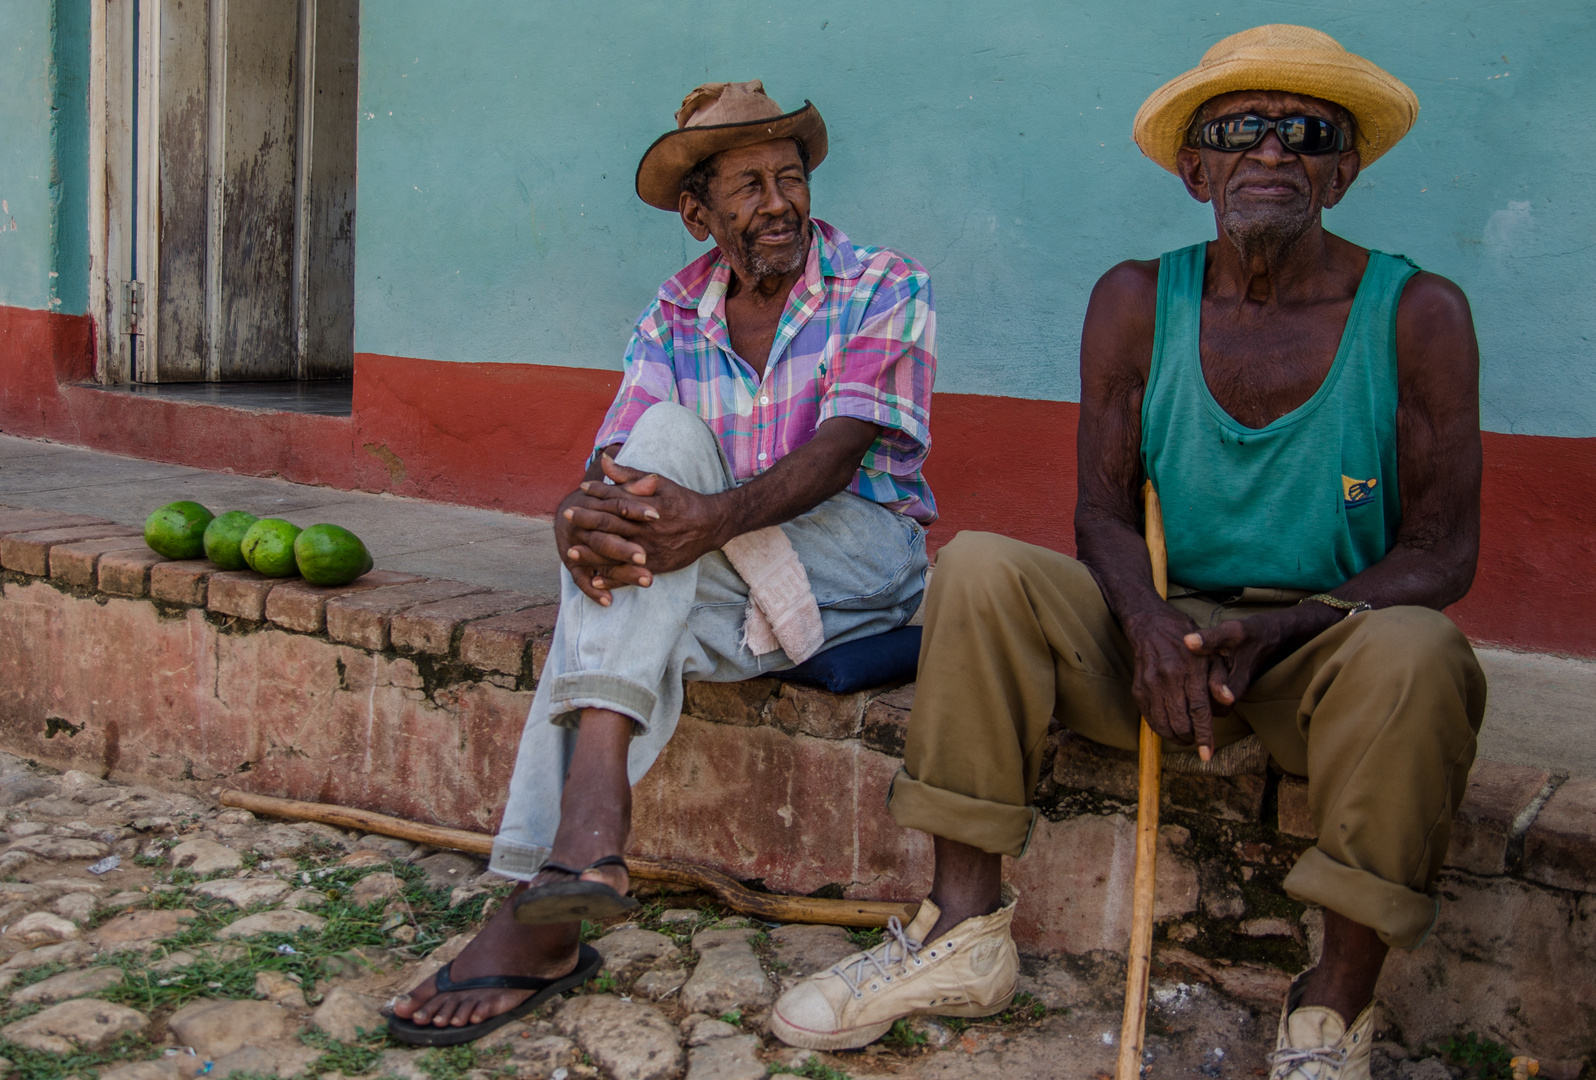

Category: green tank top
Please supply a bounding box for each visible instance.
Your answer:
[1140,242,1418,593]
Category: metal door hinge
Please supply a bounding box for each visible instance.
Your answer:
[121,280,145,334]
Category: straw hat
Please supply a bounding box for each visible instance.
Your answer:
[1133,25,1419,175]
[635,80,828,211]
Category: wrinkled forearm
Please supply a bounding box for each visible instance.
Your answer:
[706,418,881,547]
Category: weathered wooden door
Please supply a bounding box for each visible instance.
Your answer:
[99,0,357,383]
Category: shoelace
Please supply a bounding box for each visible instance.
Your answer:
[1268,1045,1350,1080]
[830,916,925,998]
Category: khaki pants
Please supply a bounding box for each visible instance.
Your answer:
[887,532,1487,949]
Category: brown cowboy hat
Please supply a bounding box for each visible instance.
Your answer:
[1133,24,1419,175]
[635,80,828,211]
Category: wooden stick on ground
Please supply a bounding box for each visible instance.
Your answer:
[1116,482,1169,1080]
[219,788,919,929]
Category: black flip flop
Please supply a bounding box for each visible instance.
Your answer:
[387,942,602,1046]
[512,855,640,926]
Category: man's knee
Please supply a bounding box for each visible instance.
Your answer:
[613,402,723,489]
[1350,606,1475,674]
[932,532,1090,605]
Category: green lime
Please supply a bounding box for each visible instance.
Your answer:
[202,511,259,570]
[293,524,374,587]
[143,501,214,559]
[240,518,303,577]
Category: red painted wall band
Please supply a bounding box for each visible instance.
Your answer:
[2,305,1591,655]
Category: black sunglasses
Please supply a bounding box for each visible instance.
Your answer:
[1199,113,1347,154]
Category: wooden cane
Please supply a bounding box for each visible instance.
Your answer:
[219,789,919,929]
[1115,481,1168,1080]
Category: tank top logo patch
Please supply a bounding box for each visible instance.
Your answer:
[1342,475,1378,508]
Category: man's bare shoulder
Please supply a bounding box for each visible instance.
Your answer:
[1088,258,1161,315]
[1397,271,1474,333]
[1080,259,1162,387]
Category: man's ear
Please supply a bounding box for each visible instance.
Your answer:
[679,192,713,242]
[1175,146,1212,204]
[1320,151,1362,210]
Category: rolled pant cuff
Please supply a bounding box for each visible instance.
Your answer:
[1283,846,1439,949]
[545,672,659,732]
[887,768,1038,858]
[489,836,551,882]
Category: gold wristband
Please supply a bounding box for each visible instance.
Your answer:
[1300,593,1373,617]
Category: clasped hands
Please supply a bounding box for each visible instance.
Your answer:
[555,454,724,605]
[1122,606,1291,760]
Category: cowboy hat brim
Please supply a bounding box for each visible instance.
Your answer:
[1133,49,1419,175]
[635,101,828,211]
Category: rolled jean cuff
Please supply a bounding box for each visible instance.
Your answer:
[545,672,659,733]
[887,768,1038,858]
[489,836,551,882]
[1283,846,1440,949]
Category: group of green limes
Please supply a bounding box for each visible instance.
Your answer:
[143,501,373,587]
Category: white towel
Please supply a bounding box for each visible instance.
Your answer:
[720,526,825,664]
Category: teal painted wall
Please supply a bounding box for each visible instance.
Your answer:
[0,0,90,316]
[378,4,1584,437]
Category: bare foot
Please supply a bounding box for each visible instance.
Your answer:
[391,883,579,1029]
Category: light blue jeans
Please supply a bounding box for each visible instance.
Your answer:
[490,403,928,879]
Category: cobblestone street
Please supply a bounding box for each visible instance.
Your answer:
[0,753,1479,1080]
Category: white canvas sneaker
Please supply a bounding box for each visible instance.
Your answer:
[770,886,1019,1051]
[1269,972,1376,1080]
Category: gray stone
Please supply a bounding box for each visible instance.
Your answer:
[0,997,148,1052]
[6,834,110,861]
[166,998,291,1058]
[768,924,856,989]
[218,909,326,938]
[102,890,146,911]
[349,871,405,907]
[501,1034,580,1079]
[253,970,305,1007]
[686,1017,740,1046]
[414,850,485,890]
[0,773,56,806]
[50,891,97,925]
[0,939,96,975]
[634,967,689,1002]
[90,908,197,952]
[594,927,681,981]
[281,887,327,910]
[355,833,417,860]
[685,1033,765,1080]
[249,826,312,859]
[11,966,123,1004]
[375,1047,434,1080]
[658,908,701,927]
[169,838,243,875]
[310,985,386,1042]
[681,929,774,1016]
[191,877,291,908]
[556,994,686,1080]
[5,911,81,944]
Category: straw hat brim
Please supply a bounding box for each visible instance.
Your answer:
[635,101,828,211]
[1133,50,1419,174]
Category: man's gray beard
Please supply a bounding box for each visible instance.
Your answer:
[1220,191,1320,268]
[736,221,810,279]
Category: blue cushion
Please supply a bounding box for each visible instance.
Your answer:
[780,626,923,694]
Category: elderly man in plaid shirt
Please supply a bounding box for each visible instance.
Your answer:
[389,81,936,1043]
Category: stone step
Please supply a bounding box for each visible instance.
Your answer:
[2,501,1594,1069]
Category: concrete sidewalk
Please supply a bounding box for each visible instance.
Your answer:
[0,432,563,600]
[2,432,1593,776]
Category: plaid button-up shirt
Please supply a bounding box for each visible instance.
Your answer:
[594,219,938,523]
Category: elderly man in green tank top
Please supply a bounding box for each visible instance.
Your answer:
[771,26,1486,1078]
